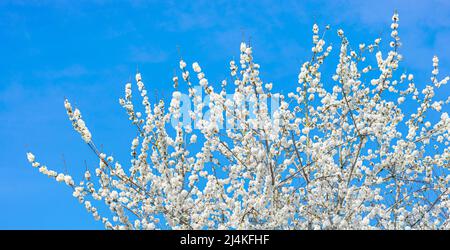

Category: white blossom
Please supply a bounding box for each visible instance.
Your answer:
[26,152,35,163]
[192,62,202,73]
[27,12,450,230]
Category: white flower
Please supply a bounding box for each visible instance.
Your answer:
[392,11,399,22]
[38,166,47,174]
[82,130,92,143]
[199,78,208,87]
[135,73,142,82]
[179,60,187,69]
[84,171,91,180]
[432,102,442,112]
[26,152,35,163]
[302,127,310,134]
[56,173,65,182]
[77,119,86,129]
[192,62,202,73]
[110,190,119,200]
[64,175,74,186]
[433,56,439,64]
[85,201,92,210]
[132,138,139,149]
[64,100,72,111]
[240,42,247,52]
[173,91,182,99]
[190,134,197,144]
[312,24,319,34]
[182,71,189,81]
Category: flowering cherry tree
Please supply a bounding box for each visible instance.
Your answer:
[27,12,450,230]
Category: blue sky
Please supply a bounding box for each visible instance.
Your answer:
[0,0,448,229]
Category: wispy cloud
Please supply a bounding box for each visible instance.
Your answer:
[103,21,137,39]
[128,46,168,63]
[34,65,88,80]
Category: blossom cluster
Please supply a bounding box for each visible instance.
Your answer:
[28,12,450,230]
